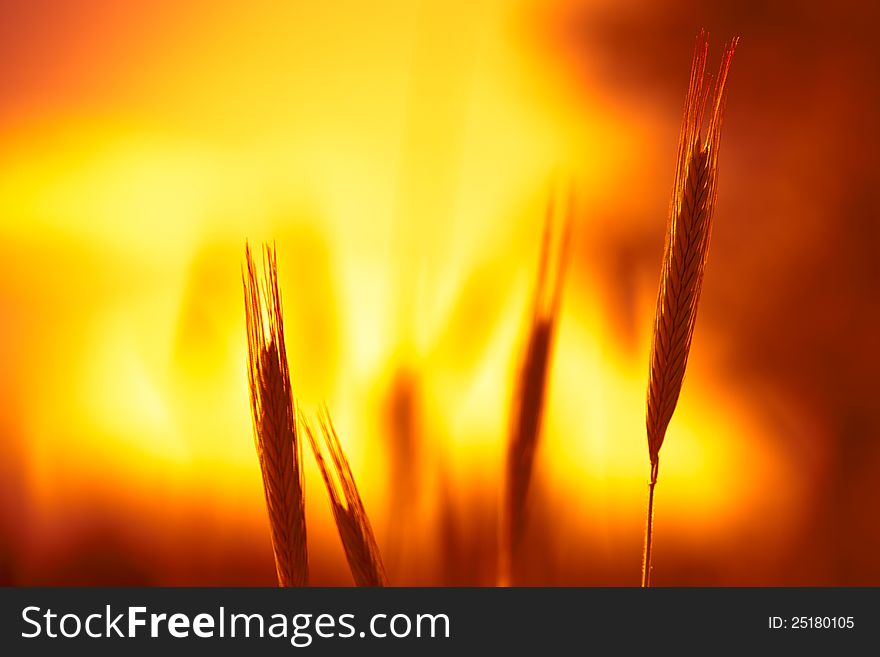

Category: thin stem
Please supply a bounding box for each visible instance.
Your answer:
[642,460,659,588]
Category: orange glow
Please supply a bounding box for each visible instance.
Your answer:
[1,0,867,586]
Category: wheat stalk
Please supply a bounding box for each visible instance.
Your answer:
[500,190,572,585]
[642,33,738,587]
[244,243,308,587]
[305,406,388,587]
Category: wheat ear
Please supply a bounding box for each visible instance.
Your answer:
[642,33,738,587]
[500,190,573,585]
[305,406,388,587]
[244,243,308,587]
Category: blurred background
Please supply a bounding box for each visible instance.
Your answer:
[1,0,878,586]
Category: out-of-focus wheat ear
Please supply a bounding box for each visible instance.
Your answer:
[642,33,738,587]
[500,187,573,586]
[244,242,308,587]
[305,406,388,587]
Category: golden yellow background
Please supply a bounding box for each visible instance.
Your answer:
[1,0,877,585]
